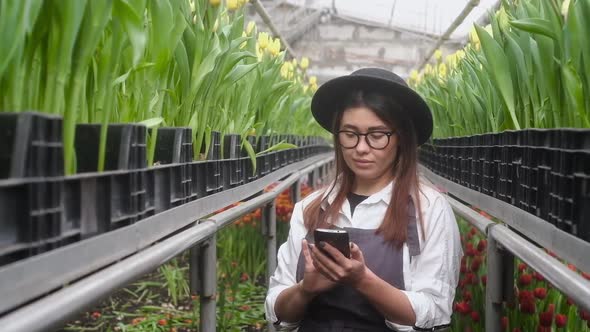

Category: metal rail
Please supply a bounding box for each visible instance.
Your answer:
[0,154,334,332]
[420,165,590,273]
[421,166,590,331]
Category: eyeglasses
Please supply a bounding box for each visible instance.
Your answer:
[337,130,395,150]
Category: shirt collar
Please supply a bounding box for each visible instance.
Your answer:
[320,178,394,209]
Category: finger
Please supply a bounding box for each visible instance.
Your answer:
[349,242,364,261]
[301,239,314,265]
[311,244,343,279]
[311,255,339,282]
[317,241,348,265]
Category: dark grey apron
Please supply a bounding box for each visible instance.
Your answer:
[295,202,421,332]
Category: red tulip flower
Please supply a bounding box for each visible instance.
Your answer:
[533,287,547,300]
[518,290,534,304]
[555,314,567,328]
[533,271,545,282]
[501,316,508,331]
[470,311,480,322]
[455,301,471,315]
[539,311,553,327]
[519,300,536,314]
[477,239,487,252]
[518,273,533,287]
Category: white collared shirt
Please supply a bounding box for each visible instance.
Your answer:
[265,180,463,331]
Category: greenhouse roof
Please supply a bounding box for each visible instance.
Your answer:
[283,0,500,41]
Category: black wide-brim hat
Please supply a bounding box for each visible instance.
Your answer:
[311,67,433,145]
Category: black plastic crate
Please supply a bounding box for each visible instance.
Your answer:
[75,123,147,172]
[154,127,193,164]
[268,136,281,170]
[0,112,63,179]
[242,136,258,183]
[150,164,192,213]
[154,127,195,205]
[64,171,152,234]
[0,179,66,266]
[558,129,590,150]
[573,174,590,242]
[222,134,244,188]
[201,131,222,194]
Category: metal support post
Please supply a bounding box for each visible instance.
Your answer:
[263,201,278,285]
[262,201,278,332]
[292,179,301,203]
[311,168,319,189]
[199,236,217,332]
[485,227,505,332]
[189,246,201,296]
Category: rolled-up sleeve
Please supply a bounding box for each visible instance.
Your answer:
[265,198,308,329]
[386,194,463,331]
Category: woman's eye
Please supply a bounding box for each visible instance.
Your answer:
[368,132,385,139]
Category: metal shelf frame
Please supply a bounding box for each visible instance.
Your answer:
[420,166,590,331]
[0,153,334,332]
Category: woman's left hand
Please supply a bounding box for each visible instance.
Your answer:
[310,242,368,287]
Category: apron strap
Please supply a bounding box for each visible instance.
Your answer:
[407,198,421,258]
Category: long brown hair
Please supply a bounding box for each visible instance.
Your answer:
[303,90,424,247]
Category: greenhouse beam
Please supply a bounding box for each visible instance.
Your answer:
[417,0,480,70]
[250,0,298,58]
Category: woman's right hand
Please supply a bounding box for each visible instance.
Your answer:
[299,239,337,296]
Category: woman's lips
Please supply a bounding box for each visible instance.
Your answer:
[353,159,373,167]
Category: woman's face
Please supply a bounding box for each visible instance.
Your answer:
[338,106,398,186]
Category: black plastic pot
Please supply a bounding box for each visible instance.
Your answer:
[242,136,258,183]
[201,131,222,194]
[222,134,244,189]
[0,112,63,179]
[152,127,195,211]
[75,123,147,172]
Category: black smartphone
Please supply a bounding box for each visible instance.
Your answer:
[313,228,351,259]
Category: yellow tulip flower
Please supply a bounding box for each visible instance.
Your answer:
[309,76,317,85]
[227,0,239,10]
[410,70,419,82]
[257,32,269,50]
[280,62,291,78]
[438,63,447,79]
[210,0,221,6]
[434,49,442,62]
[269,38,281,56]
[292,58,298,67]
[456,50,465,60]
[300,57,309,70]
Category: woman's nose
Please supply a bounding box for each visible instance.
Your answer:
[355,136,370,152]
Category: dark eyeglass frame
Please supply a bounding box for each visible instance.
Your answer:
[337,130,395,150]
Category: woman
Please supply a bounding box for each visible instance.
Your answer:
[265,68,462,331]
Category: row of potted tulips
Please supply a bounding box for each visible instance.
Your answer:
[0,0,326,174]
